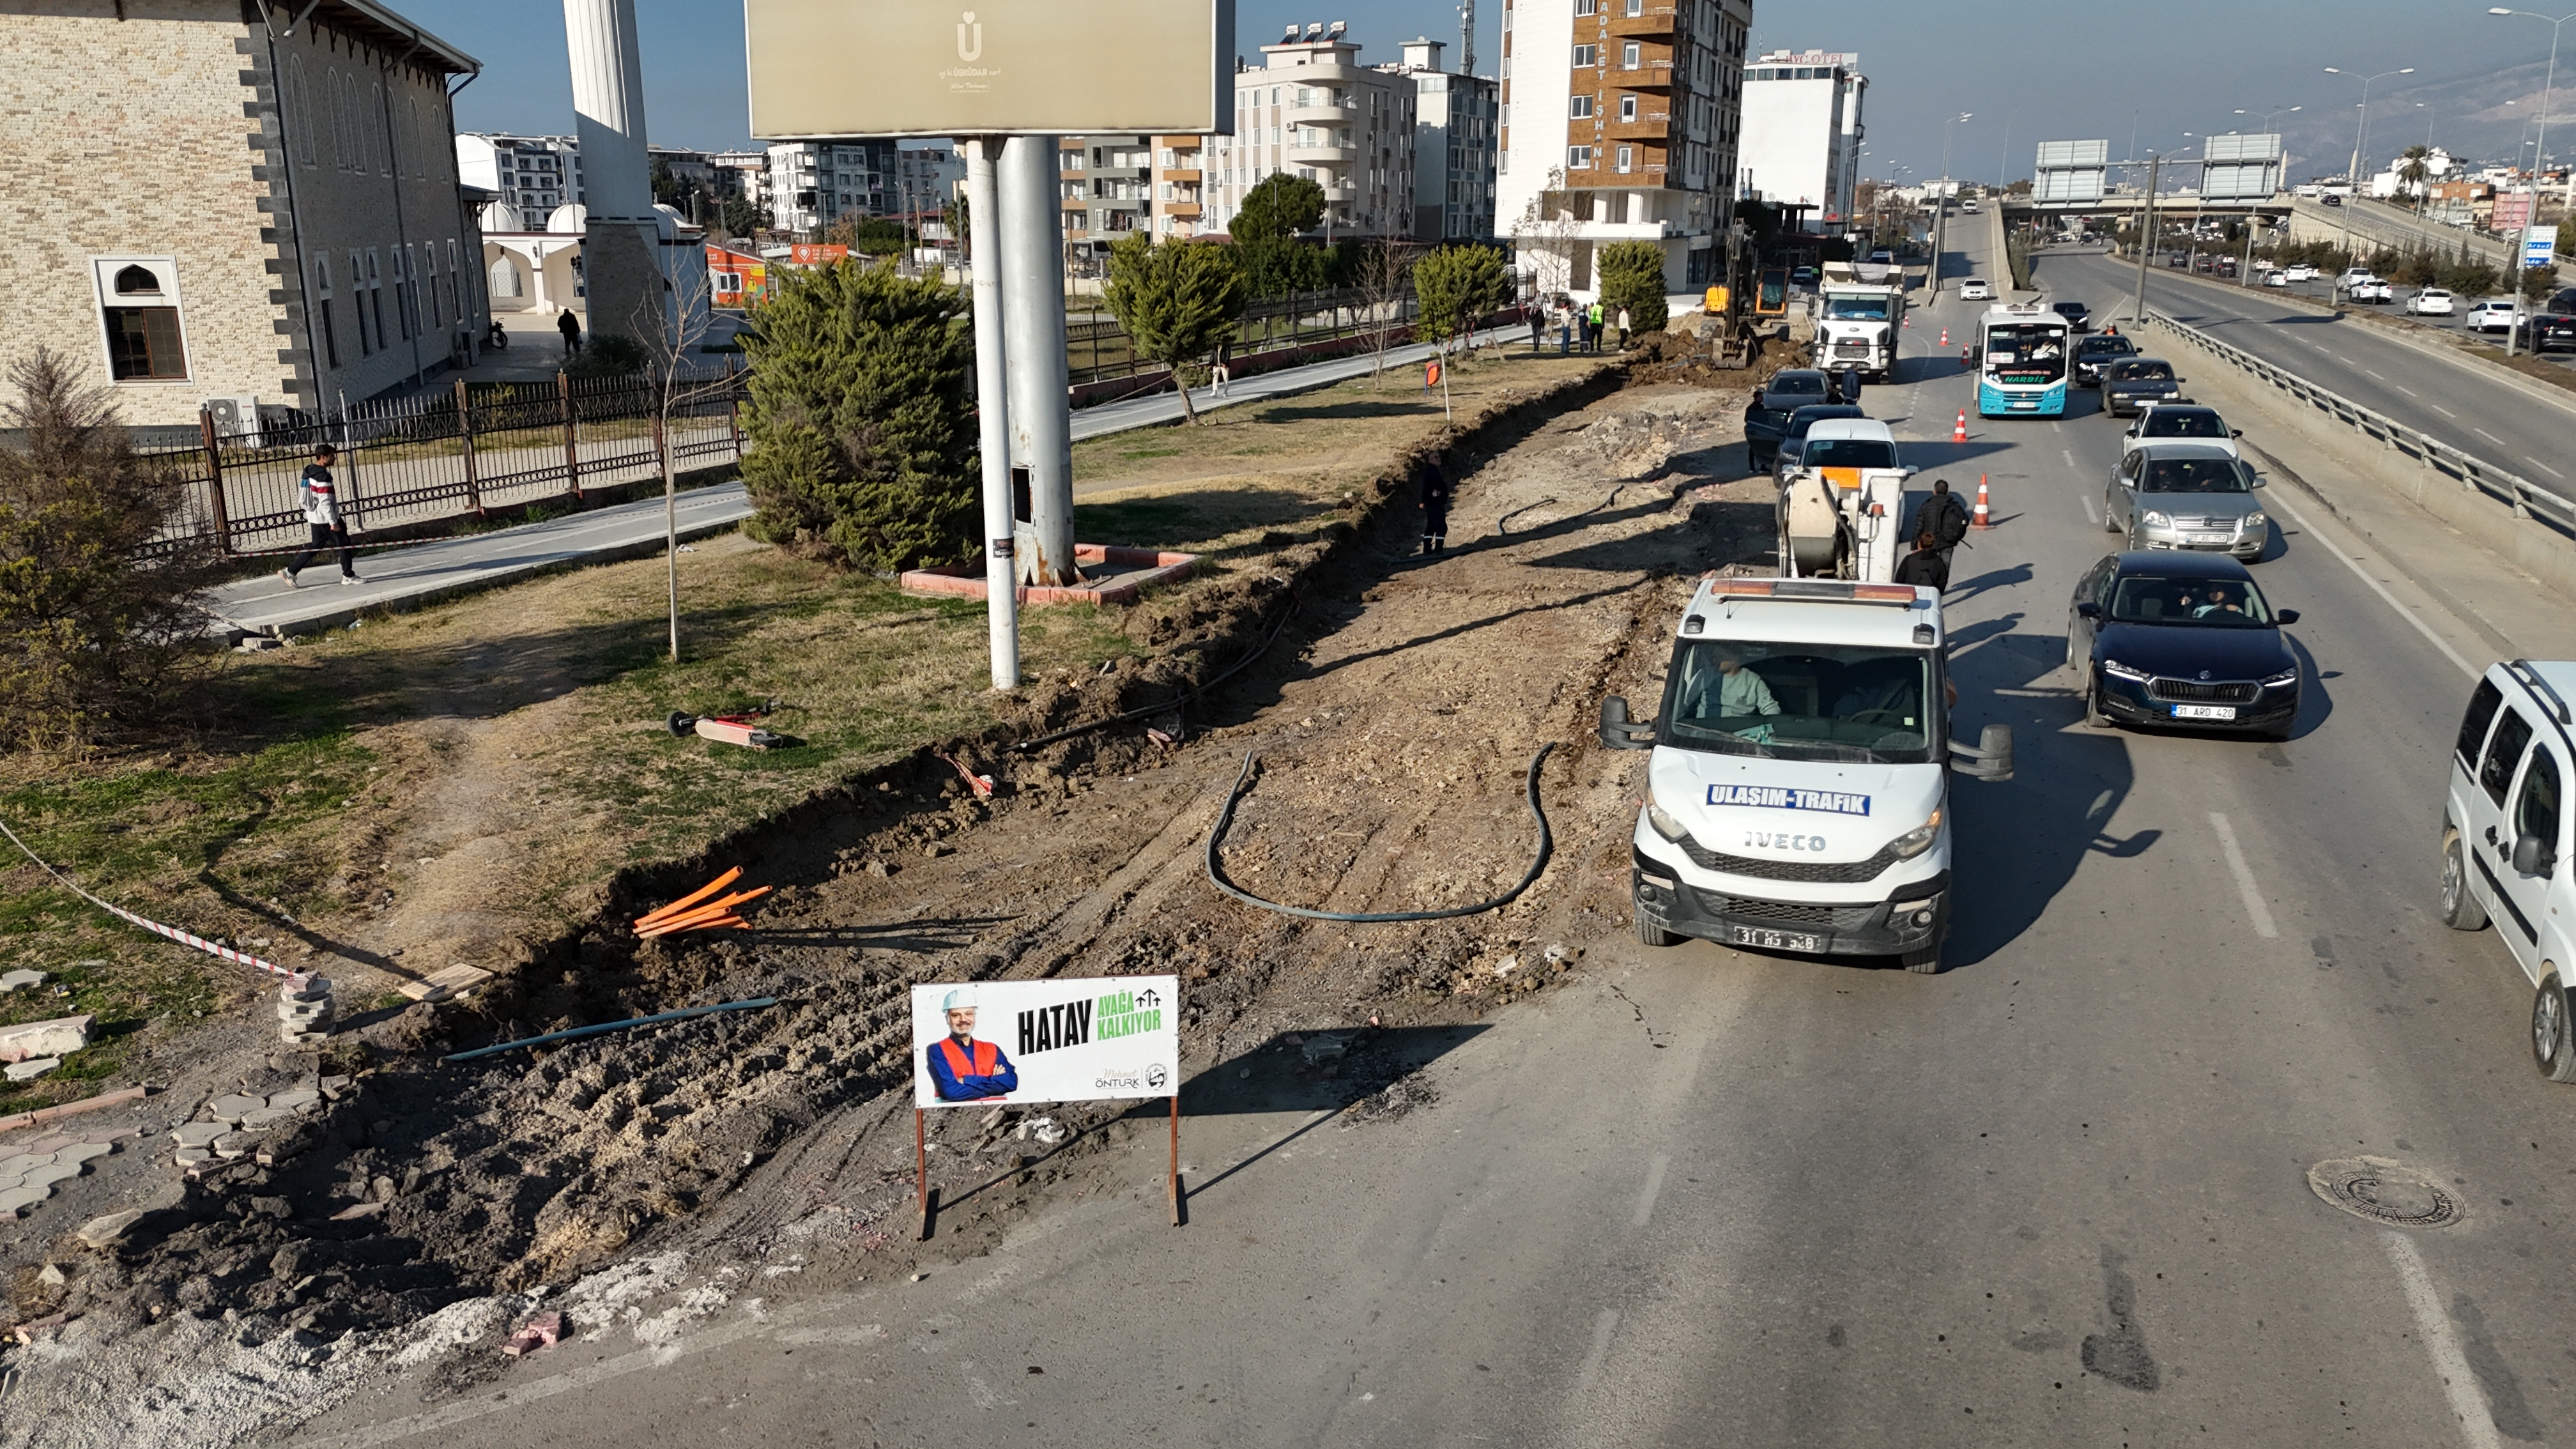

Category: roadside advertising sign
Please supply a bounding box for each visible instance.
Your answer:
[787,243,848,266]
[745,0,1233,139]
[910,976,1177,1108]
[2494,192,2535,233]
[2529,226,2560,270]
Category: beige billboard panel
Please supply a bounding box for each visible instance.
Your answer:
[746,0,1232,139]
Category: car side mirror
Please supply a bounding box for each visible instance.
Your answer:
[2276,609,2301,625]
[1902,466,1920,477]
[1949,723,2014,782]
[2513,832,2557,878]
[1599,696,1656,751]
[2251,476,2268,489]
[2074,601,2103,620]
[2231,429,2244,438]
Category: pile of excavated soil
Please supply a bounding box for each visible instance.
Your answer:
[0,376,1783,1440]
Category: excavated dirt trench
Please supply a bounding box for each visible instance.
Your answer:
[20,373,1781,1358]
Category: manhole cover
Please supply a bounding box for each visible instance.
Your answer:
[2306,1156,2465,1229]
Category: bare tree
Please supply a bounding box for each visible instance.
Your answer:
[624,263,738,663]
[1353,238,1418,388]
[1511,166,1588,303]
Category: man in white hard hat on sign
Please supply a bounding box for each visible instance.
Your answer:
[925,987,1018,1102]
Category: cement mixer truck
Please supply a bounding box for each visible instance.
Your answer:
[1777,418,1918,582]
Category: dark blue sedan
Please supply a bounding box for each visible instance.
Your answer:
[2064,552,2303,740]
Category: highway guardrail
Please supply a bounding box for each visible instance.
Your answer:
[2145,308,2576,540]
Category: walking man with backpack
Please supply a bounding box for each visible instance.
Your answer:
[1907,479,1972,590]
[280,443,358,588]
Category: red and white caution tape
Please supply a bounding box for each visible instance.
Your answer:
[0,815,307,982]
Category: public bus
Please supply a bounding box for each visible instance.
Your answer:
[1975,303,2071,418]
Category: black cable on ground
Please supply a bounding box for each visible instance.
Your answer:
[1204,742,1556,923]
[1007,594,1302,753]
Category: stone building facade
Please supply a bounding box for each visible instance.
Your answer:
[0,0,482,440]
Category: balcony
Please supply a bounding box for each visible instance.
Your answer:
[1607,4,1678,38]
[1165,167,1202,183]
[1165,201,1203,218]
[1607,112,1671,142]
[1287,101,1352,125]
[1288,143,1358,165]
[1615,48,1678,88]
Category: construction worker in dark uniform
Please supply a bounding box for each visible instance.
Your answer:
[1418,456,1452,556]
[1908,480,1972,590]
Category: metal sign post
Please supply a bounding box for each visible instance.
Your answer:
[965,139,1019,688]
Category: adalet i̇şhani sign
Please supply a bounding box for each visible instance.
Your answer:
[910,976,1180,1108]
[744,0,1233,139]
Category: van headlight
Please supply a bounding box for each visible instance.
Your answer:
[1889,808,1943,860]
[2242,511,2267,529]
[2140,509,2172,526]
[1645,801,1691,843]
[2101,658,2150,682]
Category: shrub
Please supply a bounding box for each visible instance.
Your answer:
[0,349,217,747]
[2439,263,2500,300]
[1413,245,1510,347]
[1597,240,1669,332]
[567,332,648,379]
[738,260,977,571]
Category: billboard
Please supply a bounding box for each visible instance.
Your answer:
[2198,133,2282,201]
[911,977,1179,1107]
[2496,191,2536,232]
[746,0,1234,139]
[2034,140,2108,204]
[2531,226,2561,269]
[787,243,848,266]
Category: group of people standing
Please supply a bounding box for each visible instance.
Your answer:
[1527,297,1632,355]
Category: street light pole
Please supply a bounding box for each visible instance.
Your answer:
[2232,106,2301,287]
[2324,66,2414,269]
[2490,8,2569,358]
[1933,112,1970,298]
[2133,152,2161,328]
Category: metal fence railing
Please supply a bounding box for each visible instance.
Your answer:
[2145,308,2576,539]
[1064,284,1427,387]
[142,365,749,558]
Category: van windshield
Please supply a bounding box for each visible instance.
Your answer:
[1662,641,1938,763]
[1804,439,1899,470]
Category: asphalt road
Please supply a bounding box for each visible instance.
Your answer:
[288,226,2576,1449]
[2031,249,2576,494]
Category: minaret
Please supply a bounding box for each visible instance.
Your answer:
[563,0,663,348]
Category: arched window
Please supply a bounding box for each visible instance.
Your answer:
[325,67,344,169]
[490,256,523,299]
[371,77,388,172]
[289,57,314,166]
[113,264,161,295]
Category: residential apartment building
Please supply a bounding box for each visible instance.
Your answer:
[707,150,767,202]
[887,146,965,222]
[2,0,487,439]
[1381,38,1501,242]
[1058,133,1211,259]
[1736,49,1866,234]
[765,139,899,238]
[1204,27,1420,240]
[456,133,583,230]
[1497,0,1755,293]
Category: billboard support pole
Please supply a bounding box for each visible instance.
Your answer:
[966,137,1020,688]
[916,1107,937,1239]
[999,135,1078,586]
[1168,1094,1183,1227]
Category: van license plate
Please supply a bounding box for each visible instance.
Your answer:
[1726,925,1823,953]
[2172,704,2237,720]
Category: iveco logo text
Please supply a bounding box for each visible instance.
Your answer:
[1745,832,1828,852]
[1706,785,1871,816]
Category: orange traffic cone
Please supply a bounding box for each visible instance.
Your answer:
[1951,410,1968,443]
[1961,345,1972,366]
[1938,327,1949,347]
[1973,475,1993,530]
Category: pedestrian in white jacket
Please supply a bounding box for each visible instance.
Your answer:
[280,443,357,586]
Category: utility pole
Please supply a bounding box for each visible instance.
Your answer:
[2133,152,2161,328]
[965,139,1018,688]
[999,136,1077,587]
[2488,8,2566,358]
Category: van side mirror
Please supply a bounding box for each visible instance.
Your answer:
[1600,696,1656,751]
[2513,833,2557,877]
[1949,723,2014,781]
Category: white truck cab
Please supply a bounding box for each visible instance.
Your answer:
[1601,577,2014,972]
[1815,280,1906,380]
[2441,661,2576,1077]
[1779,418,1916,583]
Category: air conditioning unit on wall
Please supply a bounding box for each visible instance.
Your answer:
[201,395,262,445]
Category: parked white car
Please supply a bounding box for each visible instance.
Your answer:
[2348,279,2393,303]
[2281,264,2320,283]
[2334,268,2380,293]
[2468,300,2520,334]
[2262,268,2292,288]
[2404,288,2457,316]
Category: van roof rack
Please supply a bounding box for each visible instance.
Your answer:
[2510,659,2573,724]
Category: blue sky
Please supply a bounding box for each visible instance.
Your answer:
[424,1,2569,180]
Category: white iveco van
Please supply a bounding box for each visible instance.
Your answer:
[1600,577,2013,973]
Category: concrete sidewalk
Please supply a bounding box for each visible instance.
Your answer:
[208,320,1584,638]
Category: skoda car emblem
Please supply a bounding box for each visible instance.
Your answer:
[2198,669,2212,680]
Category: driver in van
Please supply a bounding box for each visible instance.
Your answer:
[1689,648,1781,721]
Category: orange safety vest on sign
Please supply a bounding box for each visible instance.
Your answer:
[937,1036,999,1081]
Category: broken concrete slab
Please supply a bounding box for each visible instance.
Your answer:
[0,1015,91,1063]
[0,969,44,992]
[172,1147,212,1167]
[206,1094,265,1123]
[74,1208,146,1248]
[265,1087,320,1112]
[238,1107,293,1131]
[329,1200,385,1221]
[4,1057,59,1082]
[211,1132,257,1160]
[171,1122,226,1149]
[502,1310,564,1356]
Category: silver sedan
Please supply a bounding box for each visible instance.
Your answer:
[2102,441,2273,563]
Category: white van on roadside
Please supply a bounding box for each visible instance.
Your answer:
[2441,661,2576,1076]
[1600,577,2013,974]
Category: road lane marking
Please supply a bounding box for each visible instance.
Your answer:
[2062,448,2079,468]
[2432,404,2459,418]
[1632,1154,1671,1227]
[2537,460,2569,480]
[1571,1310,1621,1400]
[2366,369,2389,381]
[2260,491,2478,679]
[2397,384,2423,398]
[2475,427,2508,447]
[2208,812,2278,939]
[2079,493,2100,526]
[2382,1231,2506,1449]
